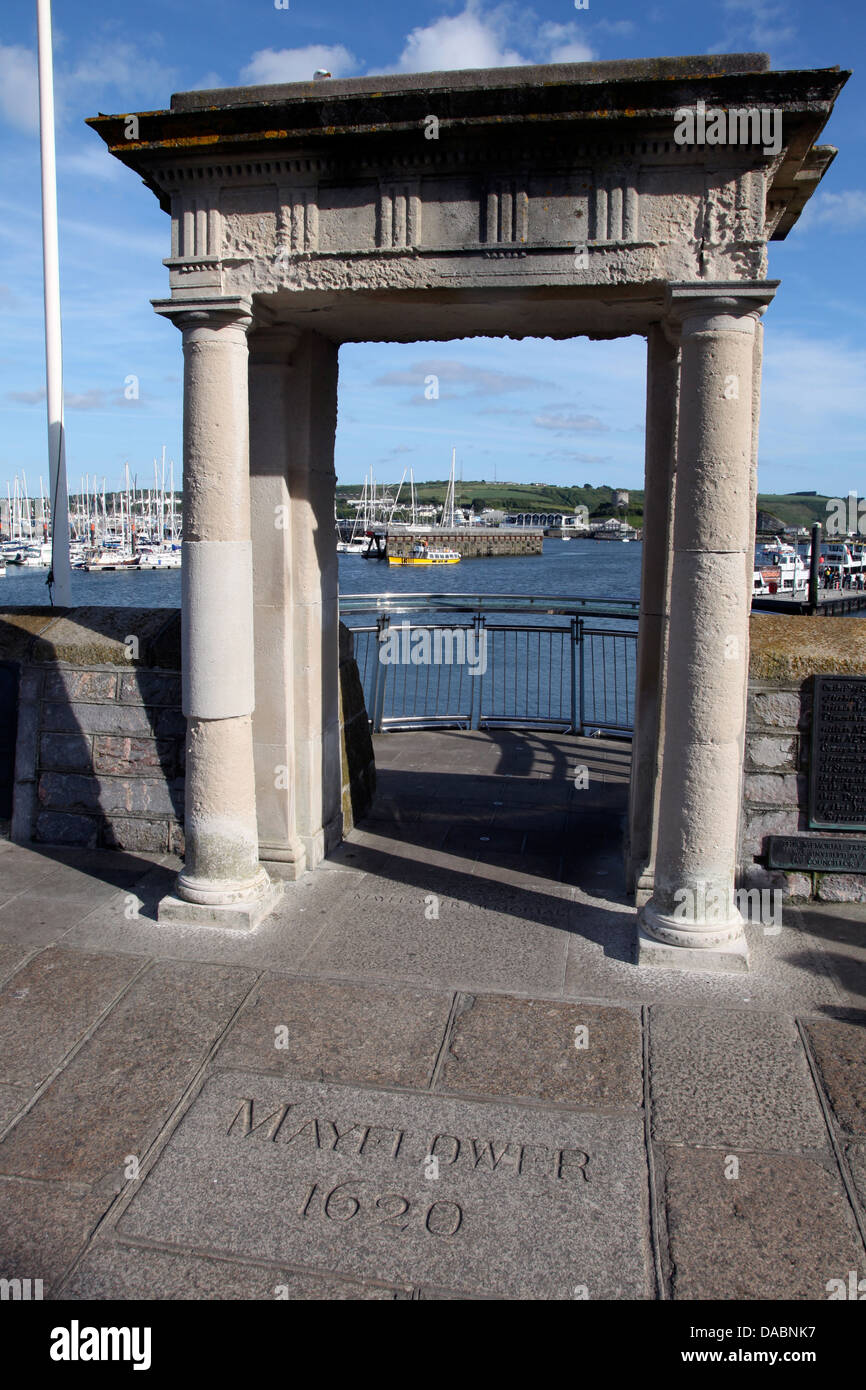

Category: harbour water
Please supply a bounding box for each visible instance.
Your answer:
[0,538,643,611]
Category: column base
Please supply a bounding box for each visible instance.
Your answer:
[258,840,308,880]
[158,876,284,932]
[633,865,655,909]
[636,921,750,973]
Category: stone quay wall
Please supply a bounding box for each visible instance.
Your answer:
[0,607,374,856]
[740,615,866,902]
[387,528,543,558]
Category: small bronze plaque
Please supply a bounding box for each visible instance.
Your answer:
[767,835,866,873]
[809,675,866,830]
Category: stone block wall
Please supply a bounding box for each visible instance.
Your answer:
[3,608,185,854]
[1,607,375,856]
[387,528,543,558]
[740,616,866,902]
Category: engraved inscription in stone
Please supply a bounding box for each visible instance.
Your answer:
[767,835,866,874]
[809,676,866,830]
[118,1073,649,1298]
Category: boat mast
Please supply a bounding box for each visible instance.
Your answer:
[387,469,407,527]
[442,448,457,529]
[36,0,72,602]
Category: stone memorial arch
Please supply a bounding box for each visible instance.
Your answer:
[89,54,846,968]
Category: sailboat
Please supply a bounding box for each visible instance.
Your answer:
[336,475,369,553]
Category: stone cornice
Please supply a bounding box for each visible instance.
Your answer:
[87,59,848,240]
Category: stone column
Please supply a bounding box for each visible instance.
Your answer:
[246,327,341,872]
[287,333,342,868]
[638,282,777,970]
[153,296,282,930]
[248,326,307,876]
[627,322,679,901]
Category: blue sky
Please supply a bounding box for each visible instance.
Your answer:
[1,0,864,497]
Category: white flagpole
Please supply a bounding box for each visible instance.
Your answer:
[37,0,72,604]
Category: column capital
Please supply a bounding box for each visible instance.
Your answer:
[151,295,253,334]
[664,280,779,332]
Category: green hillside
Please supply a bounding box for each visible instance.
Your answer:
[336,480,643,524]
[336,481,841,530]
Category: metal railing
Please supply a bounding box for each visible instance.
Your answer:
[341,596,637,735]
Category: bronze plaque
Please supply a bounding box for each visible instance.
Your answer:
[767,835,866,873]
[809,675,866,830]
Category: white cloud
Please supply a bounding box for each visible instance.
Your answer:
[61,143,122,182]
[240,45,358,85]
[0,38,176,134]
[534,412,608,433]
[187,72,223,92]
[375,358,552,396]
[7,387,45,405]
[0,44,39,134]
[800,190,866,231]
[394,4,527,72]
[536,23,594,65]
[594,20,636,37]
[60,40,177,110]
[708,0,796,57]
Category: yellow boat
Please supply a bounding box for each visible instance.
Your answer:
[388,544,461,567]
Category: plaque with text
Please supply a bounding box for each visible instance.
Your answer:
[809,675,866,830]
[767,835,866,874]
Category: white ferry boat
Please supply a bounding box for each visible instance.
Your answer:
[822,541,866,575]
[754,537,809,595]
[135,546,181,569]
[388,544,461,567]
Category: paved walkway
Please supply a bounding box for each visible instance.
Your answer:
[0,730,864,1299]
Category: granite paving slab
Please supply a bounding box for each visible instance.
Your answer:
[0,940,35,985]
[0,1177,109,1296]
[117,1070,651,1300]
[215,977,452,1089]
[803,1018,866,1136]
[649,1006,828,1150]
[0,946,142,1087]
[438,994,643,1108]
[298,889,569,995]
[59,1241,411,1300]
[661,1146,864,1300]
[844,1141,866,1215]
[0,960,256,1187]
[0,1084,29,1132]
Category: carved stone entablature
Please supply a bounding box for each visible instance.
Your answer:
[170,195,222,261]
[592,170,640,242]
[482,179,529,245]
[277,185,319,254]
[89,54,846,325]
[164,257,224,296]
[377,181,421,249]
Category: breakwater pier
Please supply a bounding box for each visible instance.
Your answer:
[386,527,543,558]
